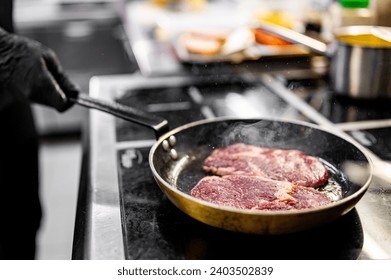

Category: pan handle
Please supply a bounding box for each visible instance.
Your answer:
[71,93,169,139]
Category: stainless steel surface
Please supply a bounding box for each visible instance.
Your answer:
[15,0,119,29]
[84,73,391,259]
[81,76,127,260]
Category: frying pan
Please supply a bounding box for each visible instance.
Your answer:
[73,93,373,234]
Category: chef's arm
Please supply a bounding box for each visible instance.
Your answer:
[0,0,14,33]
[0,27,79,112]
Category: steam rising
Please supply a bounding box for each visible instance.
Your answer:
[216,120,313,151]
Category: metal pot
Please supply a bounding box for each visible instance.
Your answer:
[256,23,391,99]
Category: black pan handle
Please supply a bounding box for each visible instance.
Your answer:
[71,93,169,139]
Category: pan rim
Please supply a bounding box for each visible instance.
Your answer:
[149,116,373,216]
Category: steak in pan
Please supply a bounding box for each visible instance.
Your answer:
[203,143,329,187]
[191,144,331,211]
[191,175,331,211]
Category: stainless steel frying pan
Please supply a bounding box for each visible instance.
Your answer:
[72,93,373,234]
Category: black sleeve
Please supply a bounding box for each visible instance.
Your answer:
[0,0,14,33]
[0,1,14,111]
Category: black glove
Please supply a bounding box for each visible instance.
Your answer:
[0,28,79,112]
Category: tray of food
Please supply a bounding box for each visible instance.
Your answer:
[172,26,312,64]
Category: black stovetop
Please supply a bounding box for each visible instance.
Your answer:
[283,77,391,161]
[113,76,391,260]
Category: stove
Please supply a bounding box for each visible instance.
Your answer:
[73,71,391,260]
[278,75,391,159]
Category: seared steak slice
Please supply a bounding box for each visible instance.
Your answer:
[203,143,329,187]
[191,175,331,211]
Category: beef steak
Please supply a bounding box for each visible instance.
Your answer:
[203,143,329,187]
[191,175,331,211]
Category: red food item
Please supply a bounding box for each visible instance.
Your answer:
[252,28,291,46]
[203,143,329,187]
[191,175,331,211]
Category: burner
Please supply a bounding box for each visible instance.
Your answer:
[348,128,391,161]
[284,78,391,161]
[115,79,303,143]
[286,79,391,123]
[115,86,204,141]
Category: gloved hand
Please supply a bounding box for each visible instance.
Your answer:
[0,28,79,112]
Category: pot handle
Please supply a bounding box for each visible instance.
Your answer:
[255,21,328,55]
[71,93,169,139]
